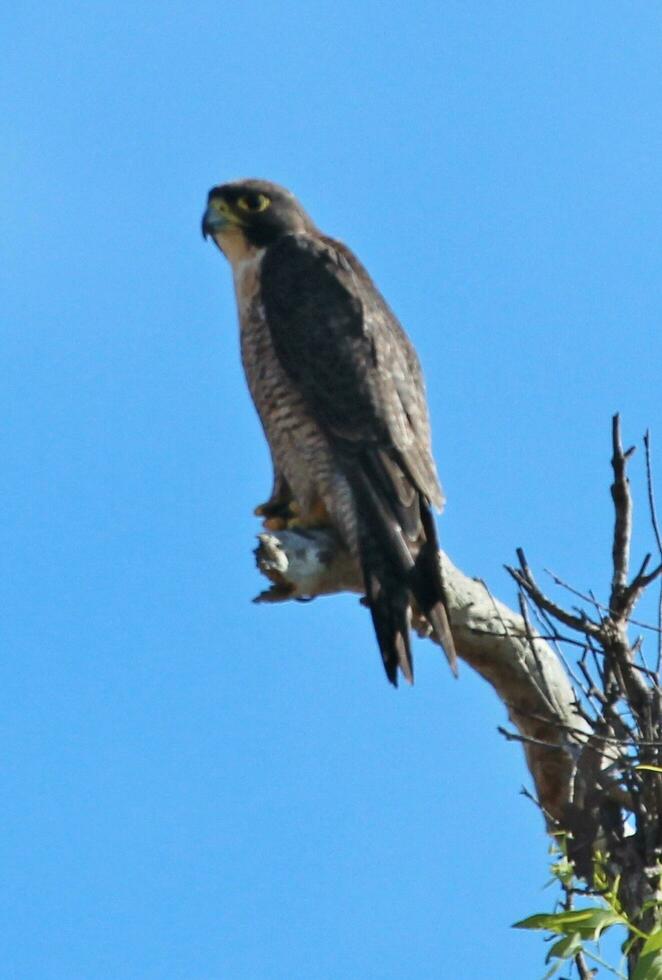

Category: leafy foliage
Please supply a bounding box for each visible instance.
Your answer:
[514,840,662,978]
[507,422,662,977]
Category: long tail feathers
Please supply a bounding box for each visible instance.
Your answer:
[361,562,413,686]
[412,503,458,676]
[353,464,456,685]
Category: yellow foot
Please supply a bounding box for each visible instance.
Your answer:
[287,516,314,530]
[287,497,331,530]
[254,499,299,519]
[262,516,288,531]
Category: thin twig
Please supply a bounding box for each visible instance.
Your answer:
[519,785,557,826]
[585,634,606,690]
[577,658,604,709]
[497,726,564,751]
[558,874,596,979]
[476,577,512,639]
[644,430,662,674]
[588,588,606,627]
[644,431,662,556]
[506,707,661,749]
[464,625,593,648]
[621,559,662,622]
[507,550,603,638]
[610,413,635,616]
[517,593,559,714]
[529,611,593,701]
[506,562,661,632]
[582,947,627,978]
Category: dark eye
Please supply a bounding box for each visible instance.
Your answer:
[236,193,271,213]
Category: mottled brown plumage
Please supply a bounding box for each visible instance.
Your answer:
[202,178,456,684]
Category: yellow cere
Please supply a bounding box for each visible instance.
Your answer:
[212,199,233,218]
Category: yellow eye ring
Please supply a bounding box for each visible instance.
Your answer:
[236,193,271,213]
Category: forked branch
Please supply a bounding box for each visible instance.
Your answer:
[253,417,662,974]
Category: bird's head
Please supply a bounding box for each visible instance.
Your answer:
[202,179,316,261]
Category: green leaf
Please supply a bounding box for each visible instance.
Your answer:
[546,932,583,963]
[551,856,575,886]
[513,913,563,932]
[578,908,625,939]
[635,764,662,774]
[513,908,623,940]
[633,929,662,980]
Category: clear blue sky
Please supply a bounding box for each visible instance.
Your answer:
[3,3,661,978]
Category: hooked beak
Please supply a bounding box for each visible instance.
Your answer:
[201,192,241,240]
[201,204,227,240]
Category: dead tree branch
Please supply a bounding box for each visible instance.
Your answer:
[253,416,662,976]
[254,529,590,823]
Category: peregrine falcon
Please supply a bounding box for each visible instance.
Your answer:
[202,179,456,685]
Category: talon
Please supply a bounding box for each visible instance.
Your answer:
[253,582,295,604]
[254,498,298,520]
[286,497,330,530]
[263,516,288,531]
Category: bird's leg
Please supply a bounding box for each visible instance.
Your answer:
[255,477,331,532]
[286,496,331,530]
[254,474,298,530]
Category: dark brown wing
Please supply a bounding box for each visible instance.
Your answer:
[261,235,443,500]
[260,233,455,683]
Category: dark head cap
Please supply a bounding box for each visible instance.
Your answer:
[202,179,317,247]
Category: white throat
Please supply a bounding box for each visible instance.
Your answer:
[231,248,266,317]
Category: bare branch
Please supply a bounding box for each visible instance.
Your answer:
[252,415,662,974]
[575,950,598,980]
[506,549,602,638]
[518,592,559,715]
[644,430,662,675]
[610,413,636,617]
[620,558,662,623]
[255,529,590,822]
[545,564,662,632]
[497,725,564,751]
[644,431,662,558]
